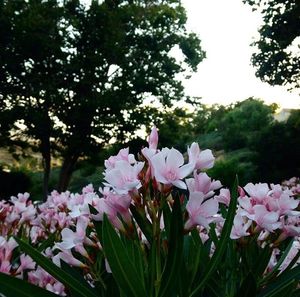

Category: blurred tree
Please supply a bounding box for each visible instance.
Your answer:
[219,98,275,150]
[0,0,205,197]
[156,107,193,151]
[192,103,231,134]
[244,0,300,90]
[254,109,300,182]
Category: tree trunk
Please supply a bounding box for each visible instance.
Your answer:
[41,138,51,202]
[57,155,79,192]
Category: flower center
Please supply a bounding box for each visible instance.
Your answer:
[166,169,177,181]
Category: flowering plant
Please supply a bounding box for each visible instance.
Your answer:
[0,128,300,297]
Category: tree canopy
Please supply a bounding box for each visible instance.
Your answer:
[0,0,205,196]
[244,0,300,90]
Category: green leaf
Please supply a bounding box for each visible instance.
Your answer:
[285,249,300,272]
[189,176,239,297]
[184,230,202,292]
[130,204,153,245]
[162,201,171,239]
[258,265,300,297]
[14,237,98,297]
[119,234,145,285]
[37,232,57,252]
[0,272,58,297]
[252,246,272,278]
[235,273,257,297]
[89,204,103,245]
[158,195,184,297]
[260,239,294,285]
[102,215,147,297]
[60,260,101,297]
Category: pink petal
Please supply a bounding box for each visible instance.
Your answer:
[166,148,184,168]
[178,162,194,179]
[172,180,187,189]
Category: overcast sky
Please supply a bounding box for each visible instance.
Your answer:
[181,0,299,109]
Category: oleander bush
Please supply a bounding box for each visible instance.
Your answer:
[0,128,300,297]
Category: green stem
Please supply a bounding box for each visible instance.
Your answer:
[155,234,161,297]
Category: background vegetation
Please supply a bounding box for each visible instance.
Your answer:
[0,0,299,200]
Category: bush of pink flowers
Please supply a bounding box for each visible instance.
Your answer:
[0,128,300,297]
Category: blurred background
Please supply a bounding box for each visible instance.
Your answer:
[0,0,299,200]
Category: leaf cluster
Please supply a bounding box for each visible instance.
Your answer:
[244,0,300,90]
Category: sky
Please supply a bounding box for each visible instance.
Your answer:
[81,0,299,110]
[180,0,300,109]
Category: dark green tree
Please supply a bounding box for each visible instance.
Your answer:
[155,107,193,151]
[219,98,276,151]
[0,0,205,197]
[244,0,300,90]
[254,110,300,182]
[0,0,64,199]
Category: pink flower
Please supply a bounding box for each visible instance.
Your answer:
[105,192,132,224]
[0,260,11,274]
[141,147,157,179]
[266,193,299,216]
[16,254,36,274]
[147,126,158,150]
[215,188,231,206]
[248,205,281,232]
[104,148,136,170]
[82,184,94,194]
[185,192,219,229]
[19,204,36,224]
[55,217,88,251]
[151,148,194,189]
[52,250,87,268]
[46,282,66,296]
[186,172,222,198]
[104,160,144,194]
[244,183,269,203]
[230,213,252,239]
[92,198,124,230]
[280,216,300,239]
[280,241,300,271]
[188,142,215,170]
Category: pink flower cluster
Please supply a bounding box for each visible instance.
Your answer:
[231,183,300,240]
[1,127,300,294]
[282,177,300,197]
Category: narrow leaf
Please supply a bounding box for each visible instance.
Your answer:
[0,272,58,297]
[130,204,153,244]
[158,195,184,297]
[102,215,147,297]
[14,237,98,297]
[190,176,239,297]
[37,232,57,252]
[258,265,300,297]
[235,273,257,297]
[260,239,294,285]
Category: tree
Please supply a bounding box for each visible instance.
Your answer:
[244,0,300,90]
[254,110,300,182]
[155,107,193,151]
[0,0,64,199]
[218,98,275,151]
[0,0,205,197]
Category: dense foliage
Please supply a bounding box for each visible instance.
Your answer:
[0,0,204,197]
[244,0,300,90]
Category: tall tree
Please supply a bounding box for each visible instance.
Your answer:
[244,0,300,90]
[0,0,205,197]
[0,0,65,199]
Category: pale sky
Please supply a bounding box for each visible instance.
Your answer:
[181,0,300,109]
